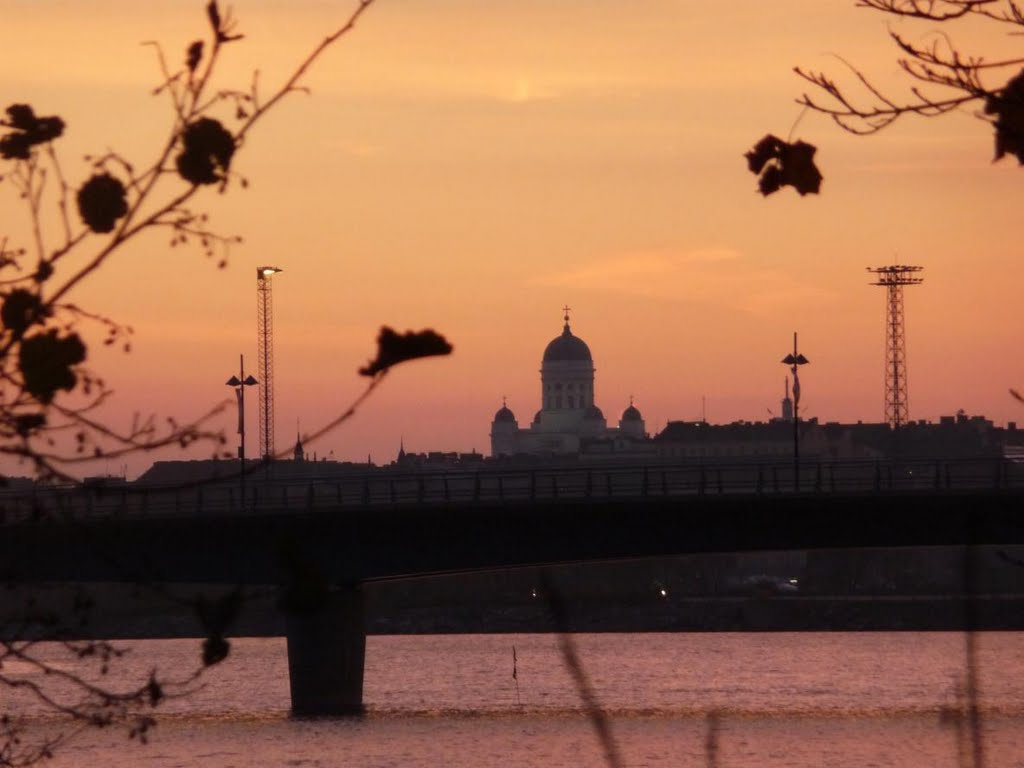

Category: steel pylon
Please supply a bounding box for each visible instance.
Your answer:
[867,265,923,429]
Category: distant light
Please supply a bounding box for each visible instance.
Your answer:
[530,588,538,599]
[789,578,799,585]
[258,266,283,278]
[659,588,668,598]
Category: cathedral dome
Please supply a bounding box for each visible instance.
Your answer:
[622,405,642,422]
[584,405,605,421]
[493,404,516,423]
[542,321,592,363]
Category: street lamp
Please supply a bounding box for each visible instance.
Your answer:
[226,354,258,507]
[781,332,809,491]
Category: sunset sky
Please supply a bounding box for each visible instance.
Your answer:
[1,1,1021,476]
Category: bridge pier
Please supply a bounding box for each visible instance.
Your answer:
[285,584,366,717]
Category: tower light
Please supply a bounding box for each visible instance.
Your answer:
[257,266,283,461]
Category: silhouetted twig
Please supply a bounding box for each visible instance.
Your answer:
[2,3,392,763]
[791,0,1024,163]
[540,571,624,768]
[961,541,986,768]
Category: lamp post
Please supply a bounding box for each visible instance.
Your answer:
[781,332,809,491]
[226,354,258,508]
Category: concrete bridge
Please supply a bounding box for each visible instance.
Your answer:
[2,457,1023,716]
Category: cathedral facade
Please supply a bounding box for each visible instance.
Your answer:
[490,312,647,457]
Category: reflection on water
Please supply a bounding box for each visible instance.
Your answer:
[9,632,1024,767]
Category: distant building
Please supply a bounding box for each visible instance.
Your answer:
[392,447,485,471]
[653,419,818,460]
[489,311,647,457]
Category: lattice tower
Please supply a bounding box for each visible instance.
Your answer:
[257,267,282,459]
[867,265,923,429]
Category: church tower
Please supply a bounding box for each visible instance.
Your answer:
[536,307,606,437]
[490,398,519,457]
[619,397,646,439]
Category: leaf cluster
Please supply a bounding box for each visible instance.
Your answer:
[0,1,289,479]
[744,135,823,196]
[0,3,458,763]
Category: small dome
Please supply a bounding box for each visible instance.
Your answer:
[493,405,516,423]
[622,405,643,422]
[532,410,542,424]
[543,322,592,363]
[584,405,605,421]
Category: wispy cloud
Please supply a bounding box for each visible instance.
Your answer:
[499,77,562,104]
[534,247,835,314]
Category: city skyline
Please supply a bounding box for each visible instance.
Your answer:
[1,1,1021,477]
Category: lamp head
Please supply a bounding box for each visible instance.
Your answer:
[257,266,283,279]
[226,375,241,386]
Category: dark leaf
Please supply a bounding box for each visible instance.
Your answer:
[758,165,782,196]
[206,1,222,37]
[1,289,46,336]
[0,103,64,160]
[201,635,230,666]
[32,117,64,143]
[0,132,31,160]
[779,140,823,195]
[175,117,235,185]
[186,40,204,74]
[5,104,37,131]
[985,68,1024,165]
[19,329,87,403]
[146,675,163,706]
[745,134,823,197]
[76,173,129,233]
[14,413,46,437]
[358,327,453,377]
[744,134,783,174]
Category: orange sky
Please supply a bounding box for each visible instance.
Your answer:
[1,1,1021,477]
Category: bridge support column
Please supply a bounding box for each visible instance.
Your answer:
[285,584,366,717]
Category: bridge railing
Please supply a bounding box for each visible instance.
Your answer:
[1,457,1022,523]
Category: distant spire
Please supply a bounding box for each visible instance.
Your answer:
[398,437,406,461]
[562,304,572,333]
[781,376,794,422]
